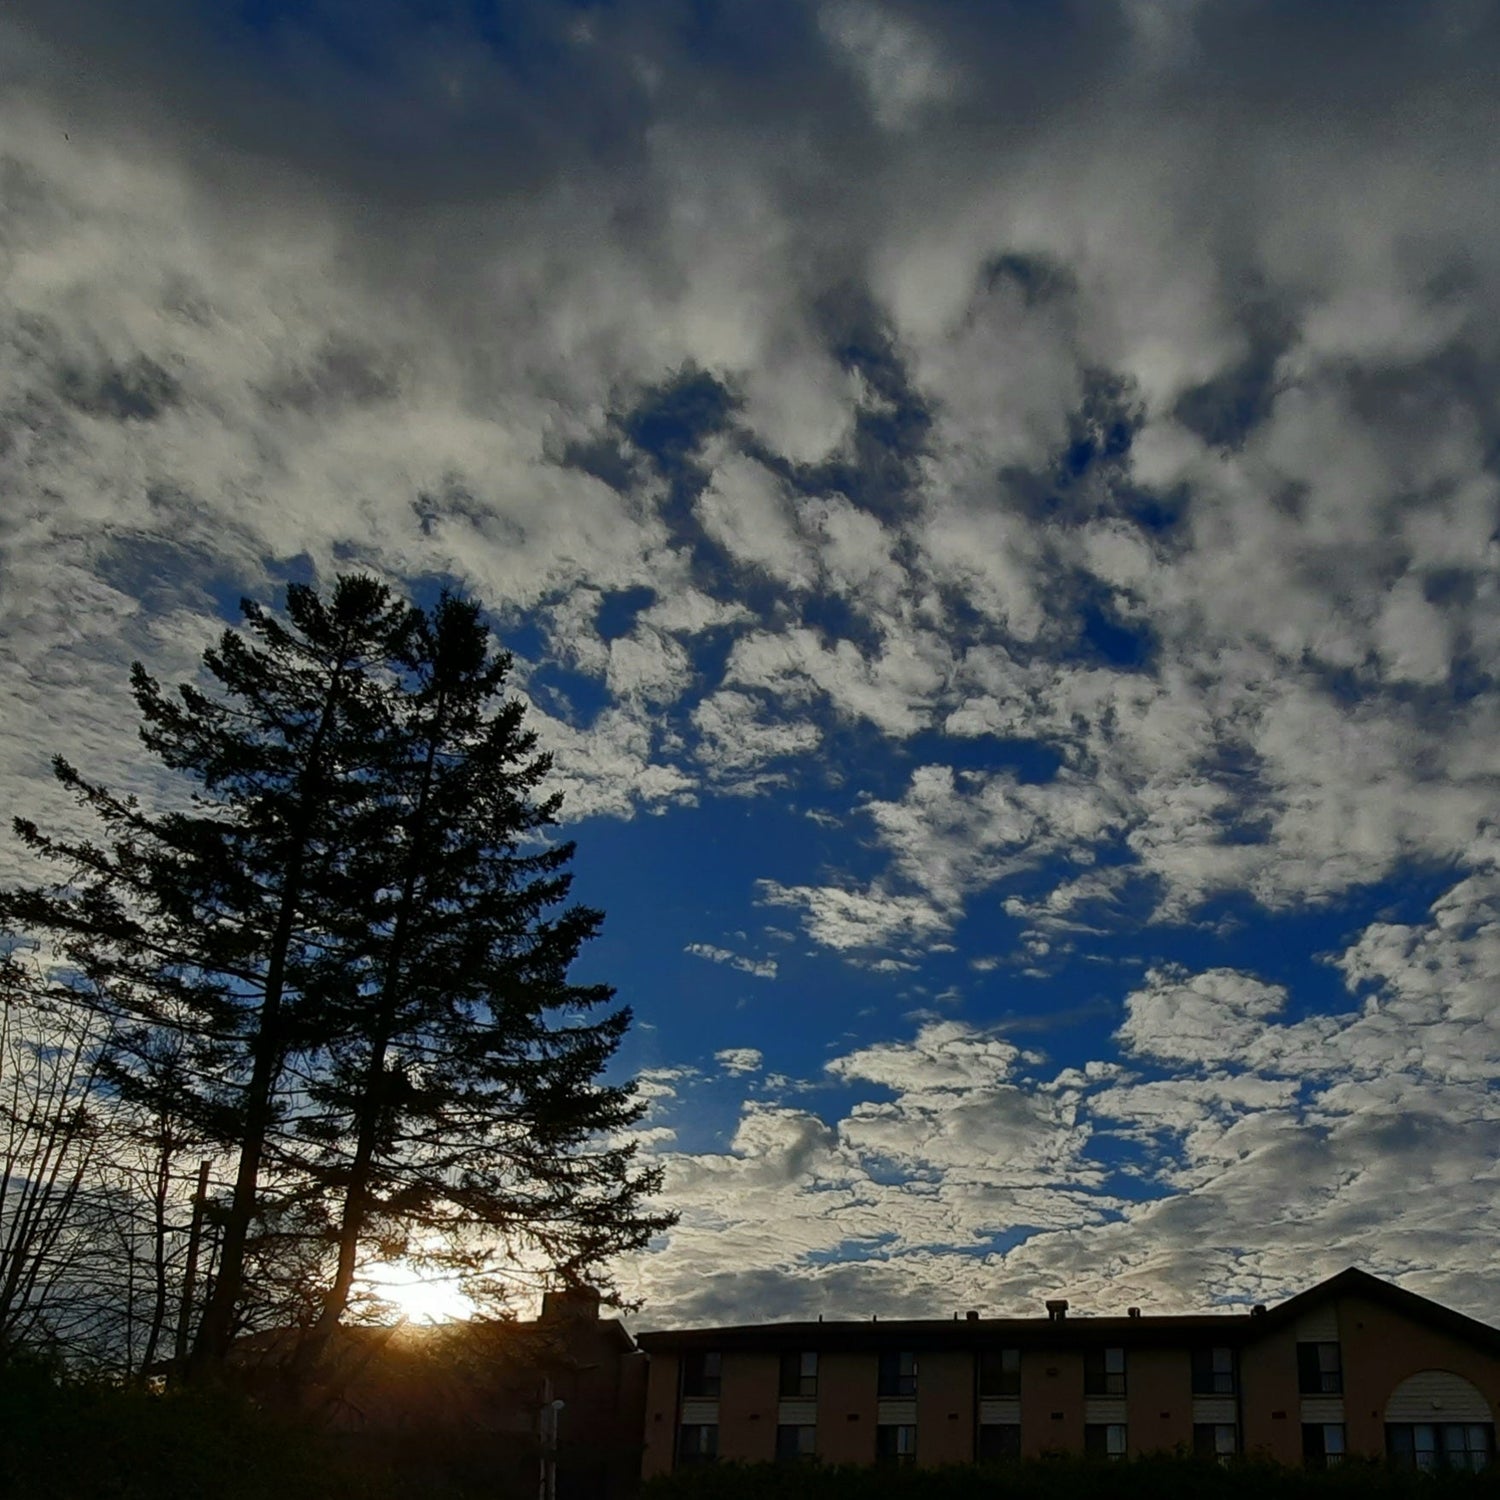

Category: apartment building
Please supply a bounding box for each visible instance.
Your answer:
[637,1268,1500,1477]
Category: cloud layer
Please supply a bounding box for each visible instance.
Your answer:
[3,0,1500,1325]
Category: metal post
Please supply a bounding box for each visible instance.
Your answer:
[538,1381,564,1500]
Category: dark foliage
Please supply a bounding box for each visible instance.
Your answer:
[641,1457,1500,1500]
[0,1349,393,1500]
[2,574,671,1379]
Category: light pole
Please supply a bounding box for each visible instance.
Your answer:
[538,1383,565,1500]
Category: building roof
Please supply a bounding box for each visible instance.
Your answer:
[634,1267,1500,1356]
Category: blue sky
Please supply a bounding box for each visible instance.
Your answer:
[3,0,1500,1329]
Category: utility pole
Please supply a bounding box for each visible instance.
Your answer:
[538,1380,564,1500]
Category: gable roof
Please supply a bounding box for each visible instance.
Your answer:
[635,1267,1500,1356]
[1257,1266,1500,1355]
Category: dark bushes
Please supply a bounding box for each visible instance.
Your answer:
[642,1455,1500,1500]
[0,1353,393,1500]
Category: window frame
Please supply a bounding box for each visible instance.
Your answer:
[1194,1422,1238,1463]
[877,1349,918,1398]
[1084,1423,1127,1460]
[1191,1346,1236,1396]
[1295,1341,1342,1395]
[1301,1422,1345,1469]
[1387,1422,1494,1473]
[875,1423,918,1466]
[681,1350,723,1399]
[977,1423,1022,1463]
[676,1423,718,1468]
[978,1347,1021,1398]
[779,1350,819,1399]
[1084,1346,1127,1396]
[775,1423,817,1462]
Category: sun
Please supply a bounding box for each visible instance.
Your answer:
[363,1261,477,1324]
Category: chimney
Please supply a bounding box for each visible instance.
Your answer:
[965,1311,980,1322]
[540,1285,601,1323]
[1046,1299,1069,1322]
[1127,1307,1141,1319]
[1251,1304,1266,1317]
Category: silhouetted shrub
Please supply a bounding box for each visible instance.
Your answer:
[0,1353,397,1500]
[641,1455,1500,1500]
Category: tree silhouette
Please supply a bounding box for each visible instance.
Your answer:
[3,575,670,1378]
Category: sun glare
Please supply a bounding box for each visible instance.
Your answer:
[364,1262,477,1324]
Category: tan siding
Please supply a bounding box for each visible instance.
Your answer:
[1294,1305,1339,1342]
[980,1397,1021,1424]
[1386,1370,1491,1422]
[1192,1397,1238,1425]
[1299,1396,1343,1424]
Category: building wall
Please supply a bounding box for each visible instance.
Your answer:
[1021,1345,1084,1457]
[1239,1319,1302,1464]
[641,1350,678,1479]
[719,1351,778,1463]
[1127,1346,1191,1456]
[916,1349,975,1466]
[1336,1294,1500,1458]
[816,1351,877,1465]
[642,1286,1500,1477]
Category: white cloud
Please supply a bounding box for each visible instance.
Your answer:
[757,878,955,953]
[633,874,1500,1325]
[819,1,962,132]
[685,943,778,981]
[714,1047,765,1076]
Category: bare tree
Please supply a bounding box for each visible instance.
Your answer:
[0,948,113,1357]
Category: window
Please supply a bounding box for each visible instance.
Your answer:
[1387,1423,1493,1473]
[1301,1423,1345,1469]
[1194,1423,1238,1463]
[876,1424,917,1465]
[775,1424,817,1462]
[676,1424,718,1467]
[978,1423,1021,1462]
[979,1347,1021,1398]
[1085,1423,1127,1460]
[1191,1346,1236,1395]
[1296,1342,1342,1394]
[1084,1346,1126,1396]
[779,1350,818,1398]
[681,1351,722,1399]
[878,1350,918,1397]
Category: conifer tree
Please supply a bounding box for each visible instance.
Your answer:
[4,575,672,1378]
[5,576,414,1371]
[290,592,671,1378]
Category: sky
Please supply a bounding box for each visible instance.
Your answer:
[2,0,1499,1333]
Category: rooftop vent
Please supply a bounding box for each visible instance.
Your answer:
[1127,1307,1141,1319]
[1046,1298,1069,1322]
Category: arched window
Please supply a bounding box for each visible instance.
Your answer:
[1385,1371,1494,1472]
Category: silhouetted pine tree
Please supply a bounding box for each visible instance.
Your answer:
[5,576,414,1372]
[289,590,671,1378]
[5,576,671,1381]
